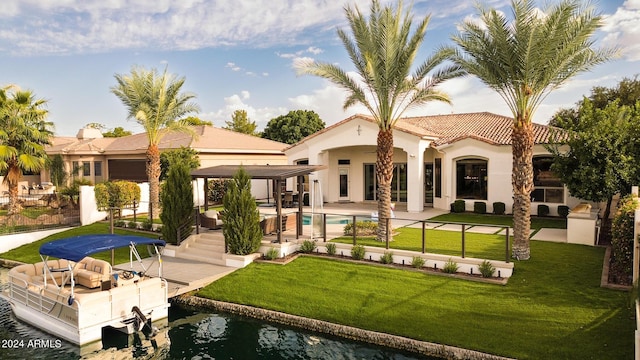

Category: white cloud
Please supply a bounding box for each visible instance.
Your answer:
[602,0,640,61]
[225,62,240,71]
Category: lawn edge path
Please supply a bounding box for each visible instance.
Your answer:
[173,294,515,360]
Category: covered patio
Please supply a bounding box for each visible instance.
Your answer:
[191,164,325,243]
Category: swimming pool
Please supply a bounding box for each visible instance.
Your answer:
[302,214,352,225]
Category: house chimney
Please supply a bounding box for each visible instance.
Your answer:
[76,128,103,140]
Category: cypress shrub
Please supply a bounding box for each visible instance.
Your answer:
[473,201,486,214]
[221,167,262,255]
[160,162,194,244]
[610,195,638,284]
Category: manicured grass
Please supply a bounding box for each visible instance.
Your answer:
[429,212,567,229]
[0,223,159,264]
[198,241,633,359]
[331,227,511,261]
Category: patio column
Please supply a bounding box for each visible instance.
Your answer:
[406,149,424,212]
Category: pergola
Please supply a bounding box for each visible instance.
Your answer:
[191,164,325,243]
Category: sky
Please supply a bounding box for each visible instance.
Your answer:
[0,0,638,137]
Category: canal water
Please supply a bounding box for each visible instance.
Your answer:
[0,269,434,359]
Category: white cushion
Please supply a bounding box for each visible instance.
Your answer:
[204,210,218,218]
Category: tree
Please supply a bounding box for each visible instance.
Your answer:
[111,66,200,220]
[160,162,194,245]
[547,99,640,222]
[103,126,132,137]
[0,86,54,214]
[47,154,67,188]
[183,116,213,126]
[298,0,461,241]
[550,75,640,127]
[160,146,200,181]
[262,110,324,144]
[449,0,614,260]
[221,167,262,255]
[225,110,258,136]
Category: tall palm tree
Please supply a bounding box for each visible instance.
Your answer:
[111,66,200,220]
[449,0,615,260]
[299,0,462,241]
[0,86,54,215]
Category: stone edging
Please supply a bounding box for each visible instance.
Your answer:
[173,295,515,360]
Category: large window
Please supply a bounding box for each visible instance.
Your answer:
[82,161,91,177]
[532,156,564,203]
[456,159,487,200]
[364,163,407,202]
[434,158,442,198]
[94,161,103,177]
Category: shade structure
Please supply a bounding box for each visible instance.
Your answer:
[40,234,165,262]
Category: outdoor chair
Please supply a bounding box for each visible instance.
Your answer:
[200,210,223,230]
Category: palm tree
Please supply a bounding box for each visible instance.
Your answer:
[111,66,200,220]
[0,86,54,215]
[449,0,615,260]
[299,0,462,241]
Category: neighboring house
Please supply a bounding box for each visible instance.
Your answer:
[285,112,581,216]
[40,125,287,189]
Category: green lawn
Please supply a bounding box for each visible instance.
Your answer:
[198,241,633,359]
[429,212,567,229]
[331,227,511,261]
[0,223,159,264]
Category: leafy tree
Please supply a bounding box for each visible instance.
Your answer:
[160,146,200,181]
[111,66,200,220]
[221,167,262,255]
[183,116,213,126]
[225,109,258,136]
[550,75,640,127]
[160,162,194,244]
[262,110,324,144]
[449,0,614,260]
[0,86,54,214]
[547,99,640,222]
[94,180,141,212]
[85,122,106,130]
[103,126,133,137]
[298,0,461,241]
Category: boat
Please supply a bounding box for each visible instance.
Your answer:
[0,234,170,346]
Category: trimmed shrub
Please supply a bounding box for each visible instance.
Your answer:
[557,205,570,218]
[300,240,317,253]
[411,256,425,269]
[208,179,231,204]
[351,245,366,260]
[443,258,459,274]
[343,221,377,236]
[325,243,337,256]
[127,220,138,229]
[479,260,496,278]
[141,218,154,231]
[493,202,506,215]
[264,247,279,260]
[473,201,487,214]
[452,200,465,213]
[114,220,126,228]
[537,204,550,217]
[611,195,638,284]
[379,251,394,264]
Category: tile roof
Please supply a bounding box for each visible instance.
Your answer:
[288,112,561,149]
[47,125,287,155]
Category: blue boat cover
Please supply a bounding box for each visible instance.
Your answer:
[39,234,166,262]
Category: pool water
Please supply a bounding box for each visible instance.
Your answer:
[302,214,352,225]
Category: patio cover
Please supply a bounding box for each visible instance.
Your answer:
[40,234,166,262]
[191,164,326,243]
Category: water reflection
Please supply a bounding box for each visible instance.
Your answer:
[0,267,433,360]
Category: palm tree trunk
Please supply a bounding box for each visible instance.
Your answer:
[511,120,534,260]
[147,144,161,220]
[7,182,21,215]
[376,129,394,242]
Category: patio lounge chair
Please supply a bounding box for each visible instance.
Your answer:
[200,210,223,230]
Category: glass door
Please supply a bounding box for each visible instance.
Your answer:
[424,163,433,205]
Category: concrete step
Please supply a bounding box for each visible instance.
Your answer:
[176,249,225,266]
[194,237,225,247]
[187,242,225,253]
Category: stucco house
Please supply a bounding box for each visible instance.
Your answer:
[285,112,581,216]
[31,125,287,199]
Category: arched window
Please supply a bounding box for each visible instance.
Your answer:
[532,156,564,203]
[456,159,487,200]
